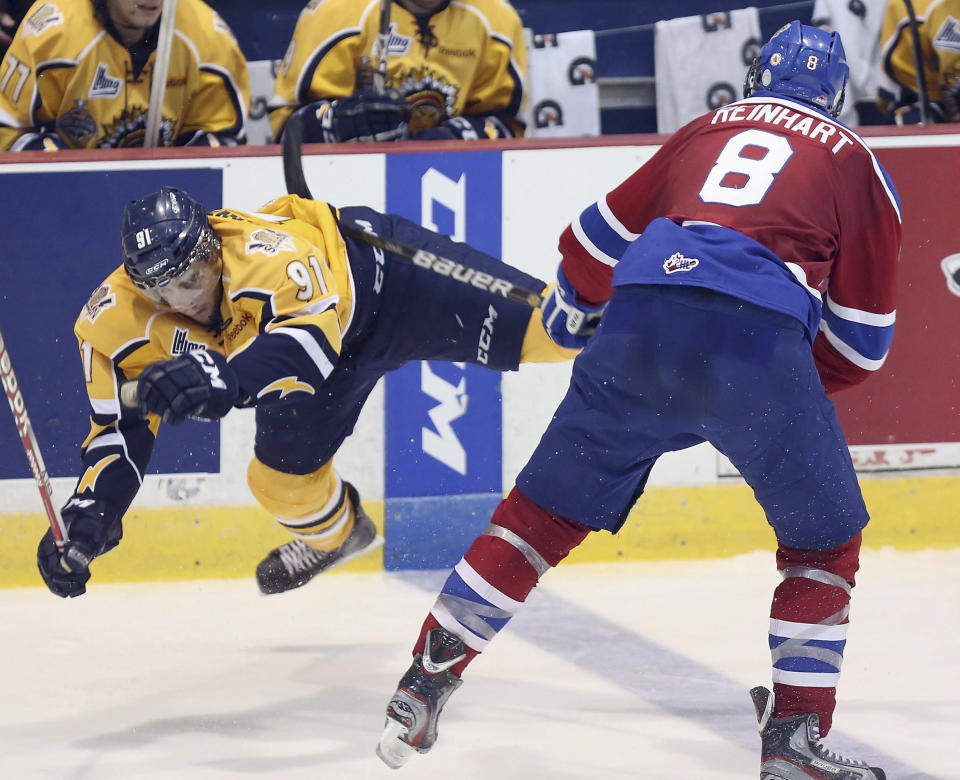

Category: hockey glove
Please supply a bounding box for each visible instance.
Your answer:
[297,91,410,143]
[541,265,607,349]
[15,131,68,151]
[410,115,510,141]
[136,348,240,424]
[36,499,111,598]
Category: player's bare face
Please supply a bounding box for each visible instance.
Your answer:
[105,0,162,44]
[138,236,224,327]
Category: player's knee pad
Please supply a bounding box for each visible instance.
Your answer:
[520,293,581,364]
[247,458,354,549]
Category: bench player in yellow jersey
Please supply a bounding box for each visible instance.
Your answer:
[879,0,960,122]
[0,0,248,149]
[36,186,579,598]
[269,0,526,143]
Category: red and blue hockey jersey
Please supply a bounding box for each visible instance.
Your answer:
[558,93,902,393]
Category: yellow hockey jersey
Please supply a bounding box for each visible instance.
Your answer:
[879,0,960,121]
[0,0,249,149]
[70,196,352,527]
[269,0,526,140]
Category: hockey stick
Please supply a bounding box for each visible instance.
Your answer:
[281,113,543,308]
[902,0,932,125]
[145,0,179,147]
[0,327,68,550]
[372,0,392,94]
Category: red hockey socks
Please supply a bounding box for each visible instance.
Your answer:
[413,487,590,677]
[769,533,862,736]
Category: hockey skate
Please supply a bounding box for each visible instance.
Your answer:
[750,686,886,780]
[376,627,465,769]
[256,483,383,594]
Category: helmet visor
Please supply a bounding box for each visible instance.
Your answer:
[133,229,223,322]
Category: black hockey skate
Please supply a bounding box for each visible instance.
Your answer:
[750,686,886,780]
[376,627,466,769]
[256,483,383,594]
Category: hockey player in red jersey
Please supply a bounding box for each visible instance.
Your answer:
[377,22,901,780]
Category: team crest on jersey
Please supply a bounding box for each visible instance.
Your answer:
[100,107,174,148]
[663,252,700,274]
[399,66,458,133]
[56,100,97,145]
[171,328,206,355]
[256,376,316,400]
[82,284,116,323]
[385,24,412,57]
[933,16,960,53]
[89,64,122,99]
[25,3,63,36]
[246,228,294,256]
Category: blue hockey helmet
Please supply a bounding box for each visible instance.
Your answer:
[121,187,223,321]
[743,21,849,117]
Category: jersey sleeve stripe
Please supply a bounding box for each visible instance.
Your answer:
[270,325,336,378]
[819,318,891,371]
[294,29,361,106]
[571,205,626,267]
[597,195,641,241]
[824,293,896,327]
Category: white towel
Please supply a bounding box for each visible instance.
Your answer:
[526,29,601,137]
[655,8,762,133]
[247,58,279,145]
[813,0,885,125]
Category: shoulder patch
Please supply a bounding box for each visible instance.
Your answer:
[933,16,960,53]
[246,228,295,256]
[24,2,64,36]
[82,284,117,323]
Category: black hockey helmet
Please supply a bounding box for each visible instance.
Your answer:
[121,186,212,287]
[121,187,223,321]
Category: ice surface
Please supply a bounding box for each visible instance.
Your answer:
[0,549,954,779]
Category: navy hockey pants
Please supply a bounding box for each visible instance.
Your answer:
[517,284,868,551]
[253,206,545,475]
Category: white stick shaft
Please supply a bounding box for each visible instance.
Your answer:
[145,0,179,148]
[0,328,67,548]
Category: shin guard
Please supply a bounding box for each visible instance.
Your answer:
[769,532,862,736]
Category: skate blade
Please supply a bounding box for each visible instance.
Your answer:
[376,718,414,769]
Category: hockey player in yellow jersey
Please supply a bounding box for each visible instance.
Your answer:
[0,0,249,150]
[36,186,580,598]
[879,0,960,122]
[269,0,526,143]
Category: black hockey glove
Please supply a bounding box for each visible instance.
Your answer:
[37,499,111,598]
[297,91,410,143]
[410,116,483,141]
[136,348,240,424]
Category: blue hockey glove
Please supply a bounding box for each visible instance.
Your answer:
[136,348,240,424]
[36,499,110,598]
[297,91,410,143]
[541,265,607,349]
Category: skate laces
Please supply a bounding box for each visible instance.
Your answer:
[808,719,868,768]
[276,539,331,575]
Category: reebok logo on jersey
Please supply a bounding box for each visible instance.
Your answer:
[663,252,700,274]
[89,64,122,99]
[933,16,960,53]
